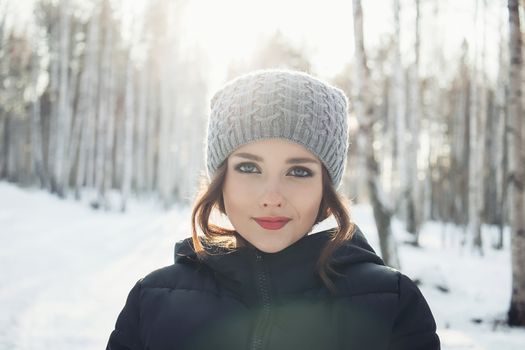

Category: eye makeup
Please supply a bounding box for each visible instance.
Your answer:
[234,162,260,174]
[233,162,315,178]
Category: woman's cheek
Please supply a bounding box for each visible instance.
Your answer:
[235,176,259,192]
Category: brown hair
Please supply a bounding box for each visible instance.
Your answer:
[191,161,355,293]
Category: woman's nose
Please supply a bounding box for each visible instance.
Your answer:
[259,186,285,208]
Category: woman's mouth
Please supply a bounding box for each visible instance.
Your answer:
[253,217,292,230]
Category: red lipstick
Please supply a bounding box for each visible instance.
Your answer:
[253,217,291,230]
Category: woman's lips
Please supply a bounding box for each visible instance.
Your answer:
[253,217,291,230]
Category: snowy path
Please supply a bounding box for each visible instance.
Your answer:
[0,183,189,349]
[1,182,524,349]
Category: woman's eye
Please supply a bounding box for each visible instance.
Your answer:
[288,167,313,178]
[234,163,260,174]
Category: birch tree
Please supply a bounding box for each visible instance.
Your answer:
[467,0,483,254]
[150,0,174,206]
[46,3,60,192]
[352,0,400,269]
[102,21,116,208]
[1,33,33,184]
[0,0,206,208]
[478,0,490,233]
[494,8,509,249]
[120,53,135,211]
[134,60,149,193]
[0,8,8,179]
[63,18,84,196]
[392,0,408,222]
[507,0,525,327]
[449,40,470,229]
[53,0,72,197]
[74,3,100,199]
[78,5,99,193]
[30,49,46,188]
[145,63,158,192]
[93,0,115,209]
[406,0,422,244]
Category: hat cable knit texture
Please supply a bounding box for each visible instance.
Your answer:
[206,69,349,188]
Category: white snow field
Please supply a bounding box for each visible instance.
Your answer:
[1,181,524,349]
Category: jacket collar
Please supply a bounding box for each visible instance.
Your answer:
[174,227,384,306]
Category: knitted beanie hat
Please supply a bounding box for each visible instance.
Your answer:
[206,69,349,188]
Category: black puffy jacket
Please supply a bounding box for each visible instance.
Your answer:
[106,227,440,350]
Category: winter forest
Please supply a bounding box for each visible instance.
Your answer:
[1,0,525,348]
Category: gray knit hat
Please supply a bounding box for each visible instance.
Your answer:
[206,69,349,188]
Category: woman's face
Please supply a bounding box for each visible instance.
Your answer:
[222,139,323,253]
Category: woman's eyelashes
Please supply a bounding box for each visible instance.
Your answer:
[234,162,260,174]
[288,167,313,177]
[234,162,314,178]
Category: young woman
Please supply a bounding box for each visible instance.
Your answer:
[106,70,440,350]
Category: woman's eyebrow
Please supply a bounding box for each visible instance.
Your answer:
[286,157,319,165]
[232,152,263,161]
[232,152,319,164]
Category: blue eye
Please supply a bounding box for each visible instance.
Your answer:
[234,162,260,174]
[288,167,313,178]
[233,163,313,177]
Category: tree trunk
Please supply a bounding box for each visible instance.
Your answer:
[121,54,135,212]
[81,10,102,194]
[0,111,5,179]
[30,54,47,188]
[102,22,116,210]
[393,0,408,222]
[53,0,72,197]
[352,0,400,269]
[7,114,23,183]
[135,61,149,194]
[495,2,509,250]
[406,0,422,244]
[157,63,173,206]
[467,0,483,255]
[0,11,6,179]
[146,71,158,193]
[507,0,525,327]
[450,41,471,229]
[63,18,83,194]
[93,1,112,209]
[47,17,60,192]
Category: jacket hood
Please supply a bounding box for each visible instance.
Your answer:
[174,226,384,305]
[174,226,384,267]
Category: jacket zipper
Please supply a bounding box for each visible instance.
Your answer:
[250,252,272,350]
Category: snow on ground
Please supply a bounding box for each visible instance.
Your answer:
[1,181,524,349]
